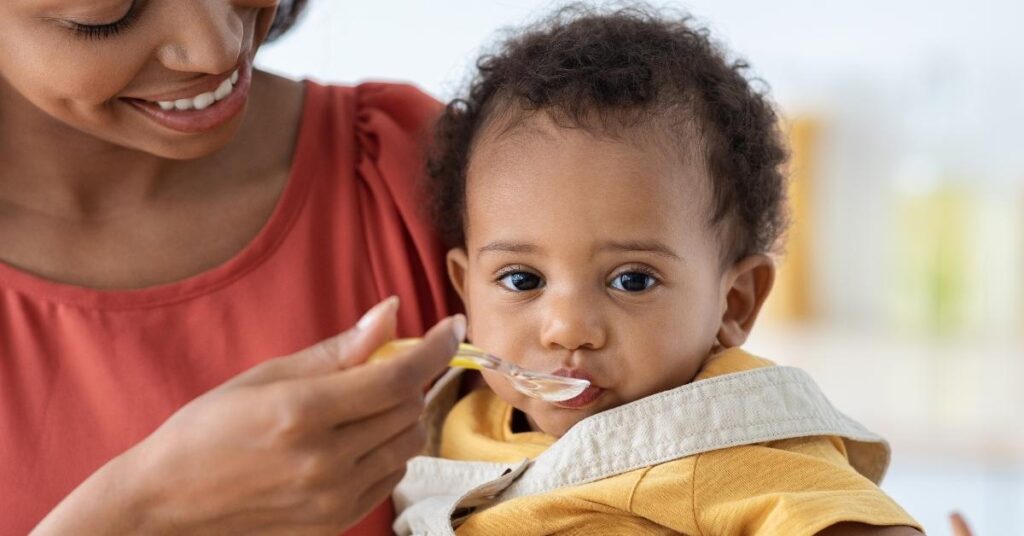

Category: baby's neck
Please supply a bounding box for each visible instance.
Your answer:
[510,408,535,433]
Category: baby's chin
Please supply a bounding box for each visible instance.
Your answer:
[518,404,599,438]
[482,372,612,437]
[534,418,579,438]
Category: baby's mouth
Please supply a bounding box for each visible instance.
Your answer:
[549,368,606,409]
[550,367,597,384]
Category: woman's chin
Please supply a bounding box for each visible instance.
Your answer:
[120,118,247,161]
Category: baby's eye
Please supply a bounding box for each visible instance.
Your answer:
[498,271,544,292]
[610,272,657,292]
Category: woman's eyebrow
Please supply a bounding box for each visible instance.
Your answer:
[598,240,681,260]
[477,241,539,259]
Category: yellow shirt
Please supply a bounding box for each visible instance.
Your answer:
[440,349,921,535]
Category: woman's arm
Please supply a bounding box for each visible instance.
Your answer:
[33,300,463,535]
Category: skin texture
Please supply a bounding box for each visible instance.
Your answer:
[446,112,775,437]
[0,0,297,289]
[0,2,463,534]
[446,112,923,536]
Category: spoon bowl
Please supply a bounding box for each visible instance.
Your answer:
[369,338,591,402]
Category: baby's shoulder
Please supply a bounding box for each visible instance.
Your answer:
[633,435,854,497]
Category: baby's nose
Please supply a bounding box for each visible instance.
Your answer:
[538,291,607,352]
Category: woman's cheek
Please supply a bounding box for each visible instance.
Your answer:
[18,45,143,106]
[237,0,283,9]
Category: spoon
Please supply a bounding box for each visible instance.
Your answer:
[369,338,591,402]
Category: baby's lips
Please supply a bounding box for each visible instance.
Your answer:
[551,367,598,386]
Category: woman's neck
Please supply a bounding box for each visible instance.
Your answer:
[0,70,305,288]
[0,70,301,222]
[0,88,174,221]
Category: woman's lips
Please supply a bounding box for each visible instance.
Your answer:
[550,368,606,409]
[123,61,252,134]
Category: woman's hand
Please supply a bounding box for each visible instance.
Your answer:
[33,297,463,536]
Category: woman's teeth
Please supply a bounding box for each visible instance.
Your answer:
[156,69,240,111]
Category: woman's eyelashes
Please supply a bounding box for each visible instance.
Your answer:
[66,0,140,40]
[494,266,661,293]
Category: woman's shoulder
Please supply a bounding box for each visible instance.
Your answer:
[292,79,443,190]
[287,79,459,328]
[303,80,441,141]
[354,82,443,134]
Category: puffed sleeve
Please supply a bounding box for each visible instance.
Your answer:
[351,82,462,333]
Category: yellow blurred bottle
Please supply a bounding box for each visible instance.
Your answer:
[763,116,818,324]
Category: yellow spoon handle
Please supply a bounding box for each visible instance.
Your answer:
[368,337,487,370]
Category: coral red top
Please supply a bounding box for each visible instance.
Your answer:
[0,81,458,535]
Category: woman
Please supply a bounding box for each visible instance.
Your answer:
[0,1,462,534]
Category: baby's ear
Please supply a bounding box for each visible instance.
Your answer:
[717,254,775,348]
[446,247,471,308]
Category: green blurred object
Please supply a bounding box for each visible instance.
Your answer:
[891,182,972,337]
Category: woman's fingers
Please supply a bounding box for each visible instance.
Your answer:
[352,419,428,473]
[355,466,411,523]
[293,423,425,533]
[47,307,465,535]
[334,398,424,455]
[349,424,429,514]
[293,314,464,426]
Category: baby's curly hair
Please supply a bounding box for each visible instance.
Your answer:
[426,4,789,262]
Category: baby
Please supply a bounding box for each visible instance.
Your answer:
[393,7,922,535]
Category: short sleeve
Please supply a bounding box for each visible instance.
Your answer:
[687,437,921,535]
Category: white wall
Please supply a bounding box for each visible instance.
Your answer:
[258,0,1024,330]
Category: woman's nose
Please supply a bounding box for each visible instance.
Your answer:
[156,2,246,75]
[538,290,607,353]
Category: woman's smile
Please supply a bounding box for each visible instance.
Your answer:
[123,58,252,134]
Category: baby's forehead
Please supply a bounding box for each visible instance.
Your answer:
[467,111,718,228]
[475,106,706,167]
[469,108,710,199]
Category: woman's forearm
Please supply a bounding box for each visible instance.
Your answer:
[31,448,157,536]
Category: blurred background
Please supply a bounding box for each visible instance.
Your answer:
[257,1,1024,533]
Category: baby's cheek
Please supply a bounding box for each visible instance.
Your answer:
[480,369,527,407]
[629,351,709,400]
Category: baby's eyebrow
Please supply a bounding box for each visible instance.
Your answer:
[598,240,681,260]
[477,241,539,259]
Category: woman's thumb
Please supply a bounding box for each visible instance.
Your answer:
[305,296,400,371]
[228,297,399,387]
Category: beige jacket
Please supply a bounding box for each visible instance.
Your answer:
[393,365,890,536]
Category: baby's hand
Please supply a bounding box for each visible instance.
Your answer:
[950,512,974,536]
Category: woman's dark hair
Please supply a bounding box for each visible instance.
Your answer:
[426,5,789,262]
[266,0,309,42]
